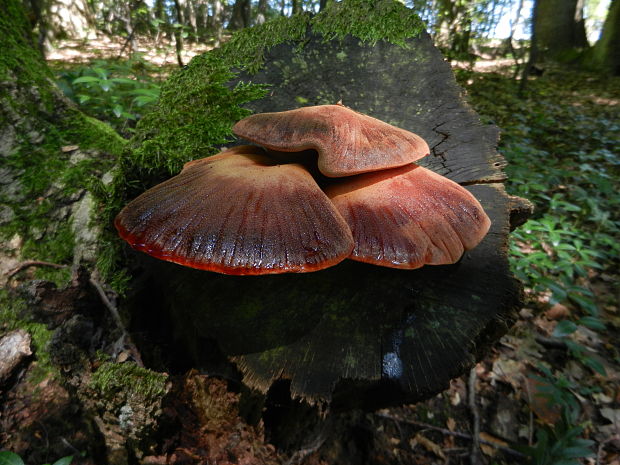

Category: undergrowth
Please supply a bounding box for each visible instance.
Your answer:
[55,55,162,137]
[460,67,620,463]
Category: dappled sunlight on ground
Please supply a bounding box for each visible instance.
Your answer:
[46,35,217,68]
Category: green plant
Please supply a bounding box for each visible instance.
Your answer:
[462,70,619,374]
[517,367,595,465]
[56,56,161,135]
[0,451,72,465]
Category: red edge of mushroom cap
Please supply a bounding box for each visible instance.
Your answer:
[117,107,492,275]
[232,104,430,178]
[114,146,354,275]
[324,164,492,270]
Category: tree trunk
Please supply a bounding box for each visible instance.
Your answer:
[433,0,474,57]
[586,0,620,75]
[228,0,251,29]
[24,0,96,55]
[292,0,302,15]
[533,0,588,61]
[0,3,146,463]
[173,0,185,66]
[255,0,268,25]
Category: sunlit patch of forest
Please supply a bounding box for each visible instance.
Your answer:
[1,0,619,464]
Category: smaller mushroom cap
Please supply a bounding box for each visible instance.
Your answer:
[233,104,429,177]
[324,164,491,269]
[115,146,354,275]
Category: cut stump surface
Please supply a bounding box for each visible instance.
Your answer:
[137,29,530,408]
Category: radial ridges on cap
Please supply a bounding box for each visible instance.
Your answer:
[115,146,354,275]
[324,164,491,269]
[233,104,430,177]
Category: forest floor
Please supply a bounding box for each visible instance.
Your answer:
[1,37,619,465]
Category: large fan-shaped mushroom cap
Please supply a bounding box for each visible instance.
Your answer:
[233,104,429,178]
[324,164,491,269]
[115,146,354,275]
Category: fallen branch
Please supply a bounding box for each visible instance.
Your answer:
[284,433,326,465]
[375,412,526,459]
[468,367,482,465]
[7,260,68,279]
[535,335,568,350]
[89,277,144,367]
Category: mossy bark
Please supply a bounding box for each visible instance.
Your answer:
[0,2,168,463]
[0,0,125,272]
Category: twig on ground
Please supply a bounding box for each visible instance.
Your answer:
[375,412,526,459]
[284,433,326,465]
[535,335,568,350]
[522,374,534,446]
[89,277,144,367]
[468,367,482,465]
[7,260,68,279]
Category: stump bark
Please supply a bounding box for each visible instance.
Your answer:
[136,25,531,409]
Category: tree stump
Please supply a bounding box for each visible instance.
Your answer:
[128,3,532,410]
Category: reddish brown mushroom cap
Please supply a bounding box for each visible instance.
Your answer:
[324,164,491,269]
[114,146,354,275]
[232,104,430,178]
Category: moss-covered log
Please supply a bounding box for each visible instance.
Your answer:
[118,0,531,409]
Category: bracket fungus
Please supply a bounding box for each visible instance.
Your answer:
[232,104,430,177]
[115,104,491,274]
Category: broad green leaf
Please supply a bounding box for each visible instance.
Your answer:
[583,356,606,376]
[0,451,25,465]
[72,76,100,84]
[578,316,606,331]
[111,77,139,85]
[52,456,74,465]
[560,445,595,458]
[553,320,577,337]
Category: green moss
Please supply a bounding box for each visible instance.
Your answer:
[0,106,125,268]
[0,289,58,383]
[61,110,127,156]
[0,0,55,111]
[21,222,76,264]
[312,0,425,47]
[0,1,127,272]
[90,361,168,402]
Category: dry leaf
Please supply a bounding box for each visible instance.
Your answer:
[446,417,456,431]
[61,145,79,152]
[525,375,561,425]
[412,433,446,460]
[545,303,570,320]
[492,358,525,390]
[479,432,508,457]
[600,408,620,426]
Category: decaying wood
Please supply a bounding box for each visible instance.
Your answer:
[0,330,32,385]
[135,30,530,408]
